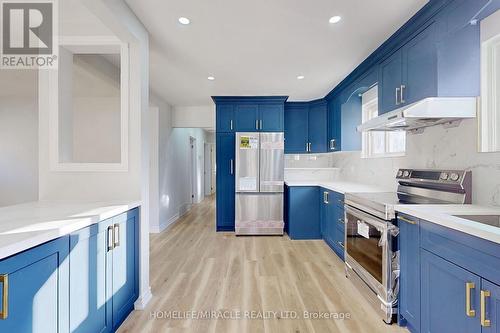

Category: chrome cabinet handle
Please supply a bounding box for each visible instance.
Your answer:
[230,159,234,175]
[114,223,120,248]
[107,226,114,251]
[256,120,259,130]
[466,282,476,317]
[0,274,8,319]
[260,120,263,130]
[400,85,406,104]
[338,241,345,249]
[481,290,491,327]
[308,143,312,152]
[399,216,417,225]
[396,87,401,105]
[230,120,233,130]
[330,139,336,150]
[323,191,329,204]
[305,143,309,152]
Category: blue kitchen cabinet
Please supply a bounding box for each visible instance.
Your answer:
[327,97,341,152]
[319,188,345,260]
[308,101,328,153]
[111,209,139,330]
[70,221,113,333]
[421,249,481,333]
[0,237,70,333]
[286,186,321,240]
[216,104,234,133]
[284,103,309,153]
[398,214,421,333]
[482,279,500,333]
[216,133,236,231]
[70,209,139,333]
[379,48,403,114]
[235,104,259,132]
[259,104,284,132]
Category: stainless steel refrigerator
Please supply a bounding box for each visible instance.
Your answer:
[235,132,284,235]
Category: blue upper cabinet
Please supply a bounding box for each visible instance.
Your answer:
[308,100,328,153]
[259,104,284,131]
[379,49,403,114]
[216,104,234,133]
[327,97,341,152]
[284,102,309,153]
[0,237,69,333]
[213,96,287,133]
[235,104,259,132]
[284,100,328,154]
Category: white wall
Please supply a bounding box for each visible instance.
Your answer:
[173,105,215,129]
[0,70,39,206]
[286,120,500,207]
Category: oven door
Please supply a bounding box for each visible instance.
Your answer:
[344,205,394,303]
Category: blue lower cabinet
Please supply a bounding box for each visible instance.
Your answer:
[111,209,139,330]
[398,214,420,332]
[421,249,481,333]
[69,208,139,333]
[0,237,70,333]
[216,133,236,231]
[319,188,345,261]
[482,279,500,333]
[286,186,321,240]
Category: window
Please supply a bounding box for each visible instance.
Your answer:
[361,86,406,158]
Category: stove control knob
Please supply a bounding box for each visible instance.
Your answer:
[440,172,449,181]
[397,170,403,177]
[450,173,460,181]
[403,170,410,178]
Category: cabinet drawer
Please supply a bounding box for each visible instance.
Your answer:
[421,220,500,286]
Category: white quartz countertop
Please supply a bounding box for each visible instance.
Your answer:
[0,200,141,260]
[285,180,390,194]
[396,204,500,244]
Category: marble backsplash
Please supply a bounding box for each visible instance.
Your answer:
[285,119,500,207]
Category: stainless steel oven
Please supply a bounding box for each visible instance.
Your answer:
[344,205,399,324]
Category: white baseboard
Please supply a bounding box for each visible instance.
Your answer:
[134,286,153,310]
[149,202,193,234]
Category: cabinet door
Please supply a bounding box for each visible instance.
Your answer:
[259,104,283,132]
[399,215,420,332]
[216,133,236,231]
[70,222,113,333]
[235,104,259,132]
[327,98,341,152]
[421,249,481,333]
[287,186,321,240]
[112,209,139,330]
[0,237,69,333]
[378,50,403,114]
[284,104,308,153]
[402,22,437,106]
[481,279,500,333]
[320,189,329,239]
[216,104,234,133]
[308,102,328,153]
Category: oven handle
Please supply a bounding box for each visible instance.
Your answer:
[345,204,391,231]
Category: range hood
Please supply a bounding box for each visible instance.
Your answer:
[357,97,477,133]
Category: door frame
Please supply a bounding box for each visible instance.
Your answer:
[189,136,197,203]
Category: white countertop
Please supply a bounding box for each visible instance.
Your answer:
[0,200,141,260]
[285,180,390,194]
[396,204,500,244]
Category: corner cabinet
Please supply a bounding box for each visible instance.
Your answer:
[284,100,328,154]
[216,133,236,231]
[0,237,70,333]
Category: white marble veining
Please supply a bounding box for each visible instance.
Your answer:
[0,200,141,260]
[285,180,390,194]
[396,204,500,244]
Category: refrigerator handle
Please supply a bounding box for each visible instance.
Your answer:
[230,159,234,175]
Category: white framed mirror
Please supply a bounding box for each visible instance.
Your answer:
[480,10,500,152]
[46,36,129,171]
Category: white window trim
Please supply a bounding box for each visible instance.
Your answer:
[41,36,129,172]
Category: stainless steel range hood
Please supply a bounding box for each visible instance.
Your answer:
[357,97,477,133]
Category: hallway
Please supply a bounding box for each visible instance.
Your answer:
[118,196,405,333]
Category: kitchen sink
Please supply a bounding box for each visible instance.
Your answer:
[453,215,500,228]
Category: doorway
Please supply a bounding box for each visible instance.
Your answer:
[204,143,216,196]
[189,136,197,204]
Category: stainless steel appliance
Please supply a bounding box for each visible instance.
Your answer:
[344,169,472,324]
[235,132,284,235]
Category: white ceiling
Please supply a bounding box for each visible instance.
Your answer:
[125,0,428,106]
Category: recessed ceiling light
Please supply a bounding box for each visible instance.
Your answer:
[178,17,190,25]
[297,75,305,80]
[207,76,215,81]
[329,16,342,24]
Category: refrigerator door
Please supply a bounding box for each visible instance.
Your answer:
[259,132,284,193]
[235,132,259,193]
[235,193,284,235]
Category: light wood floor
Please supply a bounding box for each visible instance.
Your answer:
[118,195,407,333]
